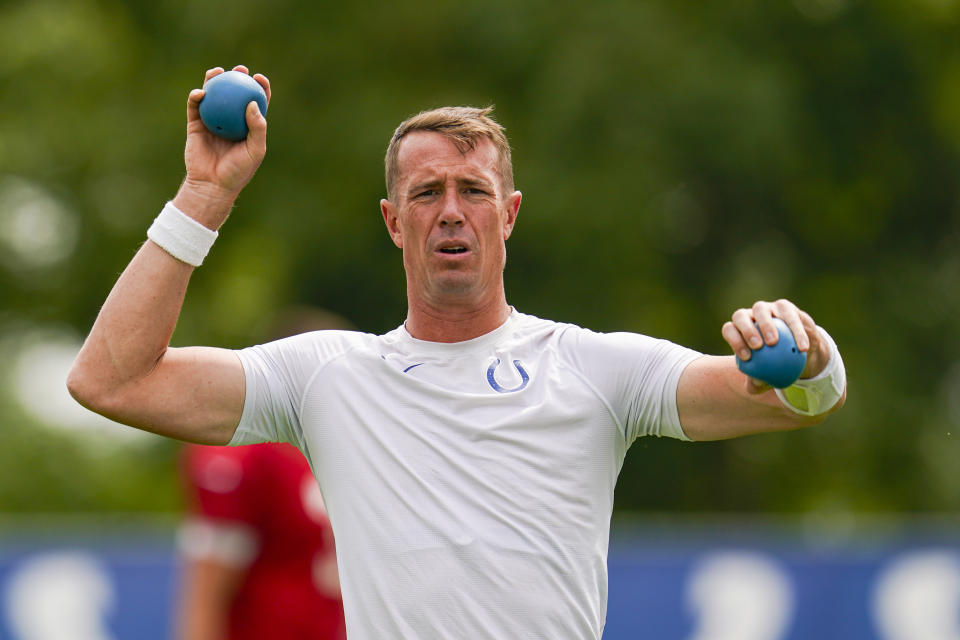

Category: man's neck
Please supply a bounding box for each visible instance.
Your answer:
[404,295,512,343]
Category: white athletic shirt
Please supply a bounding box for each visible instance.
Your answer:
[231,310,701,639]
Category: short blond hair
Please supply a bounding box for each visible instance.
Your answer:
[384,106,514,200]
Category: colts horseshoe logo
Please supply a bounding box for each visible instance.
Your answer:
[486,358,530,393]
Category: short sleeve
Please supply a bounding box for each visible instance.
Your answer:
[230,330,365,447]
[560,328,702,444]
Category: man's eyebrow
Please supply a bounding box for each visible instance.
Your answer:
[406,176,494,194]
[407,179,442,194]
[459,177,494,188]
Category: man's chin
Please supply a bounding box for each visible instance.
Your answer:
[426,274,484,299]
[434,280,479,297]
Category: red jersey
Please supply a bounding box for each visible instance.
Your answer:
[181,443,345,640]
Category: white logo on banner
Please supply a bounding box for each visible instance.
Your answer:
[3,551,116,640]
[685,551,795,640]
[872,549,960,640]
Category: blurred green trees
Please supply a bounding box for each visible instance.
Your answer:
[2,0,959,515]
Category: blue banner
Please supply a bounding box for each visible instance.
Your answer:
[1,520,958,639]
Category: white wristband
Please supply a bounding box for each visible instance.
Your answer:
[146,201,219,266]
[775,326,846,416]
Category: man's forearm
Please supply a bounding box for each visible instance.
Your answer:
[68,185,235,407]
[68,238,197,408]
[67,214,246,445]
[171,180,238,231]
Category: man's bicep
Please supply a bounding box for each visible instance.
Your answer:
[676,355,810,441]
[108,346,246,445]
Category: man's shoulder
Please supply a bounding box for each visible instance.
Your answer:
[246,328,380,363]
[510,310,596,345]
[511,310,575,334]
[287,328,381,347]
[511,311,688,362]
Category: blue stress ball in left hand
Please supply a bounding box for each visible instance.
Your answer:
[735,317,807,388]
[198,70,268,141]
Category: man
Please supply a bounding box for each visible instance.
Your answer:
[69,66,846,639]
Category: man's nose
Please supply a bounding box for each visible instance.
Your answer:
[438,191,465,226]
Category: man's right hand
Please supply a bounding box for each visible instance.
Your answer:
[175,65,271,230]
[66,65,267,445]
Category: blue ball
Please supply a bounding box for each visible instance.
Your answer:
[735,317,807,388]
[198,71,268,141]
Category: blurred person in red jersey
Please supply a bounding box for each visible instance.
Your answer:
[174,308,352,640]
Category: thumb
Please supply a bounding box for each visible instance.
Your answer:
[245,100,267,155]
[746,377,770,395]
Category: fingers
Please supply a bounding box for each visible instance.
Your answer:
[199,65,270,110]
[205,66,225,84]
[186,67,224,126]
[798,309,817,351]
[253,73,271,105]
[245,100,268,157]
[722,320,753,362]
[797,308,829,377]
[232,66,271,105]
[767,299,809,352]
[722,299,816,360]
[731,307,764,353]
[186,88,205,124]
[751,301,777,345]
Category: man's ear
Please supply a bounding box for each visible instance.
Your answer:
[503,191,522,240]
[381,199,403,248]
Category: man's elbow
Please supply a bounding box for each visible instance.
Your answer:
[66,358,116,416]
[67,360,96,409]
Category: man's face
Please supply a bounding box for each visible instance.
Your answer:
[381,131,521,308]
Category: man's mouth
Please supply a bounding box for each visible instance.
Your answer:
[438,246,468,254]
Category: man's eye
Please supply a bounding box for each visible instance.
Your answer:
[416,190,436,198]
[467,188,488,195]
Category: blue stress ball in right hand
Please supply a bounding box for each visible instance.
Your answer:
[735,317,807,388]
[198,70,268,141]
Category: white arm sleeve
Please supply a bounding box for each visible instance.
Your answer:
[560,328,702,444]
[775,325,846,416]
